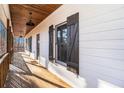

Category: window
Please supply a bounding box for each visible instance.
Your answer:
[55,13,79,74]
[0,21,7,57]
[56,23,68,64]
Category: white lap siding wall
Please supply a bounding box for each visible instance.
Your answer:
[25,5,124,88]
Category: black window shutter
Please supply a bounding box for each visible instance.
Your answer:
[66,13,79,74]
[49,25,54,60]
[28,36,32,52]
[30,37,32,52]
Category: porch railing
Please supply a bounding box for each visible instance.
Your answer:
[0,53,10,87]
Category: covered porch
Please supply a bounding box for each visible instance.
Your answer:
[0,4,72,88]
[1,4,124,88]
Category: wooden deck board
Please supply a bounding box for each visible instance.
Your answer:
[4,52,71,88]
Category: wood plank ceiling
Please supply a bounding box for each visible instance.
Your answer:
[9,4,62,37]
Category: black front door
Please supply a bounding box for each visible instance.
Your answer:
[57,24,68,64]
[36,34,40,59]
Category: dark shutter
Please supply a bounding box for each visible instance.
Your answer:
[28,36,32,52]
[26,39,28,50]
[36,34,40,59]
[30,37,32,52]
[66,13,79,74]
[7,26,11,53]
[49,25,54,60]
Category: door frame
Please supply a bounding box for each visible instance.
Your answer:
[55,21,67,66]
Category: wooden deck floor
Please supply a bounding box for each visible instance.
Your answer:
[4,52,71,88]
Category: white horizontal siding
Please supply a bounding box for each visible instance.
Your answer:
[79,5,124,88]
[31,35,36,59]
[25,4,124,88]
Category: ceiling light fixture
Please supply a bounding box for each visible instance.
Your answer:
[26,12,35,26]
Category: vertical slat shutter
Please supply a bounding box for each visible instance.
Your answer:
[36,34,40,59]
[7,26,11,53]
[30,37,32,52]
[67,13,79,74]
[28,36,32,52]
[49,25,54,60]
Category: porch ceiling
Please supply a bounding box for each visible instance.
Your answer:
[9,4,62,37]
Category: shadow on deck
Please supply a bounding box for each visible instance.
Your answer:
[4,52,71,88]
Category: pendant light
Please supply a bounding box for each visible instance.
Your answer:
[26,12,35,26]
